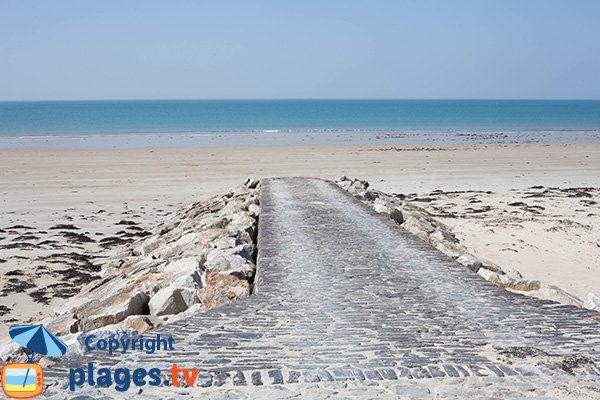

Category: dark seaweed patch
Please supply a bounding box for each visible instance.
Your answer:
[99,236,133,248]
[0,242,38,250]
[116,220,138,226]
[4,225,35,230]
[60,231,96,244]
[49,224,80,230]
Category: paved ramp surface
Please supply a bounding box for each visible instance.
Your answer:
[47,178,600,399]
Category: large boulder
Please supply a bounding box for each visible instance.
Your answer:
[148,272,201,316]
[158,231,199,259]
[149,286,198,316]
[390,208,404,224]
[196,228,230,247]
[226,212,257,243]
[373,198,391,214]
[75,291,150,332]
[163,257,202,285]
[197,271,250,310]
[203,248,255,279]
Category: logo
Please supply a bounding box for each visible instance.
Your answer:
[1,363,43,399]
[1,324,67,399]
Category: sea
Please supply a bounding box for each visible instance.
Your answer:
[1,100,599,148]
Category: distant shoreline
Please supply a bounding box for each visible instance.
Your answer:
[2,99,600,147]
[2,129,600,150]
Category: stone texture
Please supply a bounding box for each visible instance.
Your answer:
[42,178,600,399]
[335,177,588,308]
[197,271,250,309]
[149,286,193,316]
[583,292,600,311]
[0,182,261,354]
[204,249,255,279]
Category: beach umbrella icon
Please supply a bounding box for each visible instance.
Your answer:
[9,324,68,358]
[8,324,68,387]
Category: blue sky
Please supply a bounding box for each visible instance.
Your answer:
[1,0,599,100]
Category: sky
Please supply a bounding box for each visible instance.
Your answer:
[1,0,599,101]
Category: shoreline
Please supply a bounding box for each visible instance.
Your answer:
[2,129,600,150]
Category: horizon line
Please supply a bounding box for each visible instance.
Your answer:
[1,98,600,103]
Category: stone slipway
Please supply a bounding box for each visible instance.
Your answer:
[46,178,600,398]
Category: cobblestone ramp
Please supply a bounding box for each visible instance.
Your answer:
[48,178,600,397]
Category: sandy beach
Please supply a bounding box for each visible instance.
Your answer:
[4,1,600,396]
[1,141,599,337]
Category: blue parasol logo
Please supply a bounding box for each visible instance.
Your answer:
[2,324,68,396]
[9,324,68,359]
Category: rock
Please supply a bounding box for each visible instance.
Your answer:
[121,315,163,333]
[148,272,201,316]
[334,175,349,182]
[76,291,150,332]
[351,179,369,190]
[247,203,260,217]
[363,190,378,201]
[456,254,477,267]
[85,315,163,336]
[196,228,229,247]
[211,237,255,259]
[336,180,352,190]
[43,313,78,336]
[244,177,260,189]
[489,274,541,291]
[149,285,198,316]
[196,215,229,230]
[163,257,202,285]
[211,236,239,249]
[172,275,202,305]
[203,249,255,280]
[479,263,505,275]
[1,180,262,363]
[373,198,391,214]
[243,194,259,206]
[477,267,496,281]
[583,293,600,311]
[136,234,163,256]
[504,267,523,280]
[164,258,199,273]
[531,284,583,307]
[197,271,250,310]
[434,242,462,259]
[158,232,199,258]
[390,208,404,224]
[468,261,483,273]
[226,213,257,243]
[402,217,436,235]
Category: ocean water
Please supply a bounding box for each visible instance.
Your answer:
[1,100,599,148]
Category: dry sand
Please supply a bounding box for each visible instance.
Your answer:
[1,142,599,336]
[404,187,600,301]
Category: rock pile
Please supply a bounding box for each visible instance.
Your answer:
[335,176,583,308]
[583,293,600,312]
[1,179,260,359]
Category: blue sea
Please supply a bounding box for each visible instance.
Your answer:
[1,100,599,148]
